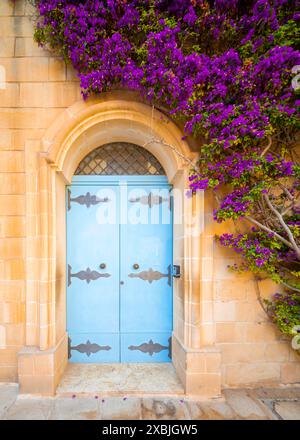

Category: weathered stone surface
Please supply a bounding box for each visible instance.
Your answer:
[274,401,300,420]
[250,386,300,400]
[101,397,141,420]
[49,397,99,420]
[223,390,270,419]
[141,398,190,420]
[0,387,299,420]
[57,363,184,395]
[187,399,238,420]
[0,383,18,418]
[3,397,53,420]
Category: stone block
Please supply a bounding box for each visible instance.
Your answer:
[0,57,49,82]
[0,17,34,38]
[216,323,248,343]
[187,399,237,420]
[0,216,25,237]
[0,3,14,16]
[274,401,300,420]
[101,397,141,420]
[0,174,25,194]
[15,37,46,57]
[3,397,53,420]
[225,363,281,386]
[214,301,236,322]
[48,58,66,81]
[66,64,79,81]
[4,258,25,280]
[49,397,99,420]
[0,365,17,382]
[141,398,190,420]
[0,108,62,129]
[281,362,300,384]
[0,384,18,419]
[247,322,279,343]
[185,372,222,398]
[0,237,24,259]
[0,129,12,150]
[0,195,25,216]
[264,343,290,362]
[0,151,24,172]
[0,37,15,57]
[0,325,6,349]
[0,347,18,365]
[223,389,270,419]
[20,82,80,108]
[220,343,265,364]
[0,301,25,324]
[5,323,25,346]
[12,129,44,150]
[0,281,24,302]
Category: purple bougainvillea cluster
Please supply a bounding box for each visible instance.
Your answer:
[33,1,300,336]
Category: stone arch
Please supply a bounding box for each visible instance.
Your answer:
[42,94,194,183]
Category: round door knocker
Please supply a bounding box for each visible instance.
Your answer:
[133,263,139,270]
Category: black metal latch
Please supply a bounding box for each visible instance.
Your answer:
[172,265,181,278]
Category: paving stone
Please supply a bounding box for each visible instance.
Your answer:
[49,397,99,420]
[187,399,238,420]
[223,390,270,420]
[274,401,300,420]
[1,386,299,420]
[141,398,190,420]
[3,397,53,420]
[251,386,300,400]
[100,397,141,420]
[0,384,18,419]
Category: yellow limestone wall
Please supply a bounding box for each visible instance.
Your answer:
[0,1,299,390]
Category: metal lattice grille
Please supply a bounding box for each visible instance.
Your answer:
[75,142,165,175]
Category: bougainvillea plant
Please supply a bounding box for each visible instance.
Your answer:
[32,1,300,339]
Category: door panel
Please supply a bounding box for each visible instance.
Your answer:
[120,333,172,363]
[67,184,120,362]
[68,333,120,363]
[120,185,173,362]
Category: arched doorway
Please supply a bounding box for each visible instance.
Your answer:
[66,143,173,363]
[19,97,221,397]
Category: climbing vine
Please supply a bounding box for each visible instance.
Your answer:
[32,1,300,341]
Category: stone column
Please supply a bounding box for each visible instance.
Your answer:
[18,144,68,395]
[172,170,221,397]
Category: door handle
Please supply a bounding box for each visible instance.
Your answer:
[99,263,106,269]
[133,263,139,270]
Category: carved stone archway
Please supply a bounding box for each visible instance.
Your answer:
[18,93,221,397]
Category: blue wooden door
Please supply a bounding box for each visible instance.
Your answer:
[67,176,173,363]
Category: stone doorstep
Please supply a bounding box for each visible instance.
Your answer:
[55,363,185,398]
[55,391,185,399]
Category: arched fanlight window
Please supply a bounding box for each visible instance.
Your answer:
[75,142,165,176]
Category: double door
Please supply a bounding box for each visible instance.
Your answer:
[66,176,173,362]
